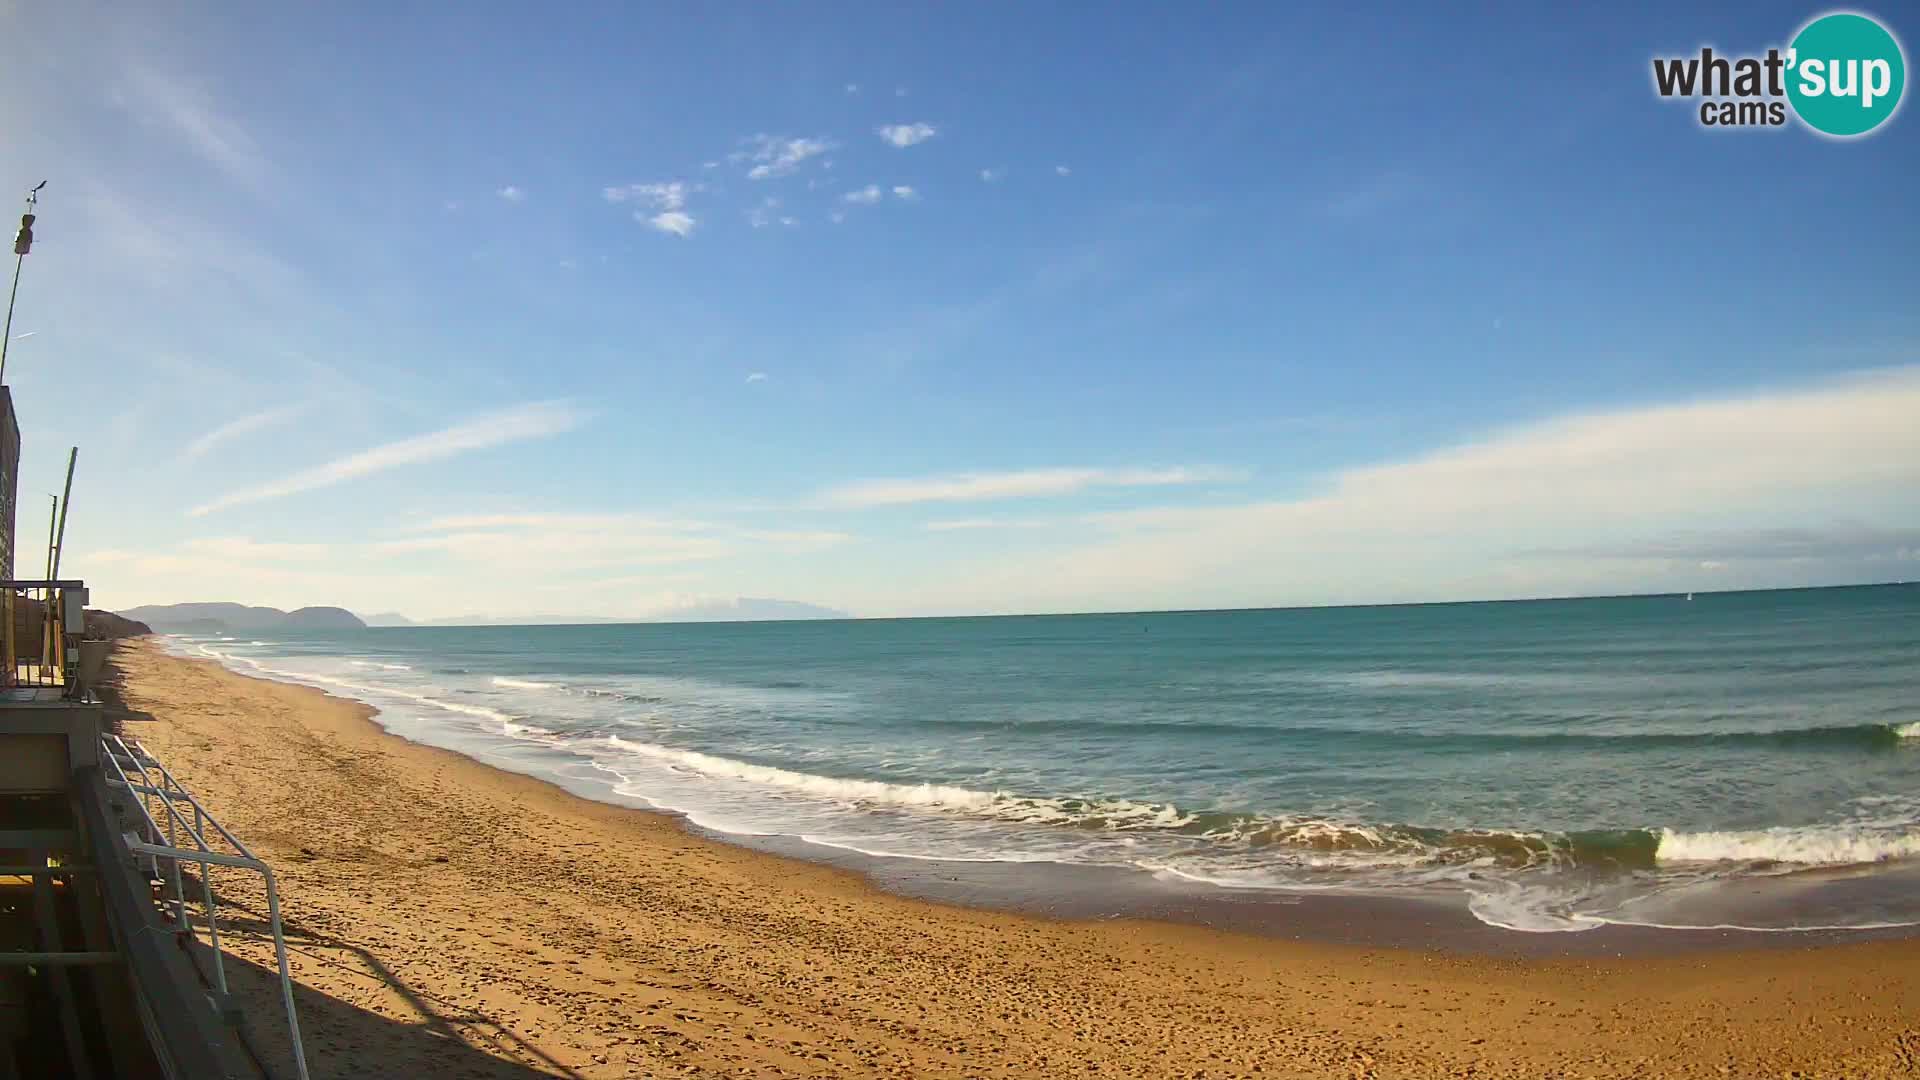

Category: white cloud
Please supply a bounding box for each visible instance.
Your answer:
[736,135,835,180]
[645,211,696,237]
[979,168,1005,183]
[189,400,590,516]
[745,372,769,384]
[179,403,306,462]
[843,185,884,205]
[497,185,525,202]
[890,367,1920,614]
[876,122,937,148]
[604,181,695,209]
[892,185,918,201]
[845,83,860,94]
[829,210,847,224]
[604,182,700,235]
[1055,165,1072,176]
[821,466,1227,508]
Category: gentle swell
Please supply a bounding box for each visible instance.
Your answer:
[913,716,1917,752]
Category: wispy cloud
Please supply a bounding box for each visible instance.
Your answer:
[876,122,937,148]
[189,400,590,517]
[11,331,37,341]
[979,168,1005,183]
[746,197,795,229]
[179,404,306,463]
[116,64,269,191]
[891,185,919,201]
[843,185,884,205]
[845,83,860,94]
[604,181,694,209]
[378,512,850,570]
[183,536,331,561]
[745,372,769,384]
[605,182,698,236]
[736,135,835,180]
[1532,526,1920,563]
[1055,165,1072,176]
[497,185,526,203]
[821,466,1228,508]
[1322,170,1417,220]
[924,517,1052,532]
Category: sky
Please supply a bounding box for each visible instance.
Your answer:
[0,2,1915,621]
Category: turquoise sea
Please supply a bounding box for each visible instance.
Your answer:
[175,584,1920,933]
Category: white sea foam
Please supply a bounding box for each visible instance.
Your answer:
[492,676,559,691]
[1658,826,1920,865]
[349,660,413,671]
[196,645,519,731]
[1895,721,1920,739]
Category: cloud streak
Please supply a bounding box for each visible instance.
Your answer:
[821,466,1228,508]
[179,404,306,462]
[189,400,590,517]
[737,135,834,179]
[117,64,270,190]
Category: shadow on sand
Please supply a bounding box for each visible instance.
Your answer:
[178,881,586,1080]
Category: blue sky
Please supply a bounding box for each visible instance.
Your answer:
[0,2,1915,620]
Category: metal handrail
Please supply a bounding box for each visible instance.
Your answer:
[101,733,310,1080]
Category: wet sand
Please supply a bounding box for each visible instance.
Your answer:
[115,639,1920,1078]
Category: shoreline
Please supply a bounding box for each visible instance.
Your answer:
[168,635,1920,957]
[114,639,1920,1077]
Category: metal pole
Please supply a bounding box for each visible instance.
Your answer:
[42,495,57,675]
[0,251,23,385]
[0,182,45,388]
[44,495,56,580]
[50,447,75,579]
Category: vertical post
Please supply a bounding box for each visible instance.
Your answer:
[0,252,23,387]
[0,182,46,388]
[50,447,74,578]
[41,496,57,678]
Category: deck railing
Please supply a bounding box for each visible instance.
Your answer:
[101,733,310,1080]
[2,578,87,690]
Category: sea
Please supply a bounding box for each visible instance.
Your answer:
[170,583,1920,935]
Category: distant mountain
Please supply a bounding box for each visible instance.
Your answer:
[363,612,416,627]
[648,598,849,623]
[118,602,367,633]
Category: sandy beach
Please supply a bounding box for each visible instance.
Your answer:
[111,639,1920,1079]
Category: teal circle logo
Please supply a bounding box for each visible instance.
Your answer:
[1787,12,1906,137]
